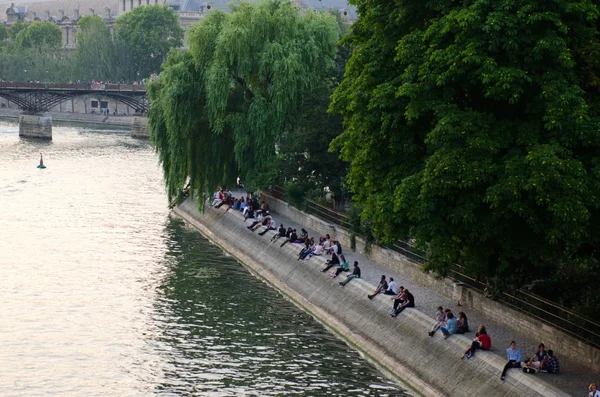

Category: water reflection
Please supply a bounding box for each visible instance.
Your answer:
[0,121,408,396]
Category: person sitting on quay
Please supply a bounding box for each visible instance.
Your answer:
[240,197,247,212]
[211,186,223,207]
[440,312,457,339]
[252,213,274,233]
[247,212,271,232]
[244,204,255,220]
[298,228,309,244]
[462,325,491,359]
[339,261,361,286]
[330,255,349,278]
[589,384,600,397]
[500,341,522,381]
[297,238,315,260]
[280,228,298,248]
[428,306,446,337]
[258,216,277,236]
[321,250,340,273]
[232,197,241,211]
[456,311,469,334]
[384,277,399,296]
[322,234,332,252]
[541,349,559,374]
[270,224,288,243]
[306,238,324,259]
[390,286,405,313]
[216,186,234,209]
[328,240,342,257]
[391,288,414,317]
[522,343,548,373]
[367,275,388,300]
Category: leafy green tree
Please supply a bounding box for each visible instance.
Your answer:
[8,20,27,40]
[115,5,183,78]
[148,0,340,206]
[0,46,76,82]
[269,13,351,207]
[15,21,62,48]
[74,16,117,80]
[331,0,600,294]
[0,24,8,41]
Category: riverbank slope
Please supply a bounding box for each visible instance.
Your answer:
[174,199,574,397]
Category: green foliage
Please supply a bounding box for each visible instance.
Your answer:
[73,16,136,82]
[115,5,184,78]
[331,0,600,296]
[0,24,8,41]
[15,21,62,48]
[8,20,27,40]
[0,46,76,82]
[75,16,115,79]
[266,14,350,205]
[148,0,340,209]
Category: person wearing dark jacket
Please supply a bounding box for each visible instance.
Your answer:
[339,261,361,286]
[270,224,288,243]
[391,289,414,317]
[280,229,298,248]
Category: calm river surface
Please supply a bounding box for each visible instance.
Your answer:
[0,121,408,396]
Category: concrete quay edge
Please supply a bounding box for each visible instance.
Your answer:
[173,200,572,397]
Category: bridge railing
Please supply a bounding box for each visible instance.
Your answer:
[0,82,145,92]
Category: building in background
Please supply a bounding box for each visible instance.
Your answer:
[2,0,355,48]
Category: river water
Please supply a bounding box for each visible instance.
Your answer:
[0,122,408,396]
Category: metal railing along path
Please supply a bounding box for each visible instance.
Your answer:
[263,185,600,349]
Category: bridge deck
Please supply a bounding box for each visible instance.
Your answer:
[0,82,146,94]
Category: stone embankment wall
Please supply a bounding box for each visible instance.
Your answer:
[262,193,600,374]
[174,200,571,397]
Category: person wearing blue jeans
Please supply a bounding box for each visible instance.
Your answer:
[440,312,457,339]
[501,341,522,381]
[391,289,414,317]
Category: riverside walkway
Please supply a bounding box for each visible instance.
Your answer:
[218,193,597,396]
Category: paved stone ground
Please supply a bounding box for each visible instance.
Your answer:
[223,192,598,396]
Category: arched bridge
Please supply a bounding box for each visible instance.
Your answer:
[0,82,148,113]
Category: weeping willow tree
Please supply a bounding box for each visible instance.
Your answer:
[148,0,340,208]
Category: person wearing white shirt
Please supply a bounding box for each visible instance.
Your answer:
[590,384,600,397]
[385,278,399,295]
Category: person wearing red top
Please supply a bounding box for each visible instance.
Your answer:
[462,325,491,359]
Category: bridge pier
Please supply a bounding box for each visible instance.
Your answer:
[131,116,149,139]
[19,112,52,140]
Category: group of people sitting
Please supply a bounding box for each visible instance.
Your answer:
[365,275,415,317]
[429,306,470,339]
[428,305,561,380]
[500,341,560,381]
[212,188,568,386]
[237,204,363,288]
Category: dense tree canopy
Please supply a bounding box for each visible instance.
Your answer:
[14,21,62,48]
[115,5,184,78]
[0,24,8,42]
[8,20,28,40]
[148,0,340,206]
[331,0,600,296]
